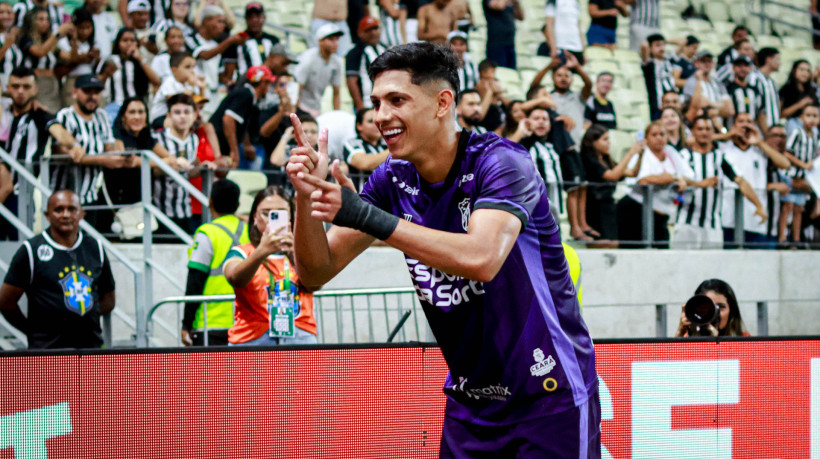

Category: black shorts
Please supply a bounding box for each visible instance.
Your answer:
[561,152,586,191]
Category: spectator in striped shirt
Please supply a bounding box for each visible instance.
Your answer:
[149,25,186,81]
[379,0,406,49]
[780,104,819,246]
[18,8,74,114]
[53,74,120,226]
[13,0,64,35]
[343,108,389,190]
[520,106,566,216]
[764,124,792,244]
[716,25,750,70]
[346,16,387,112]
[151,0,194,39]
[754,47,782,135]
[56,8,100,108]
[670,35,699,89]
[672,116,761,249]
[154,93,200,235]
[682,51,734,120]
[221,3,280,85]
[0,2,22,89]
[725,56,762,127]
[714,38,755,85]
[447,31,478,92]
[97,27,161,121]
[641,33,677,120]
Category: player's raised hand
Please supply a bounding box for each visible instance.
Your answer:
[297,168,344,222]
[330,159,356,192]
[287,113,329,195]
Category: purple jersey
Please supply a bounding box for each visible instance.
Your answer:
[360,132,597,426]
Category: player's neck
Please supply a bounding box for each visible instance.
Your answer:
[413,129,460,183]
[48,227,79,248]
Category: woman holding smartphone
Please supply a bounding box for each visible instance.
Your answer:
[223,186,318,346]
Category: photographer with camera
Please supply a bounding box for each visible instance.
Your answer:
[675,279,750,337]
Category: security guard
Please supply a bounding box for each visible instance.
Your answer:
[182,179,250,346]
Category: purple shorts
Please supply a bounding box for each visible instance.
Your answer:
[439,389,601,458]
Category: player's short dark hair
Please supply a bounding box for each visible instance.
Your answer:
[647,34,665,45]
[477,59,497,74]
[597,71,614,81]
[166,93,196,110]
[355,107,374,125]
[10,67,35,79]
[170,51,193,68]
[210,179,240,215]
[756,47,779,67]
[457,88,480,105]
[368,42,460,101]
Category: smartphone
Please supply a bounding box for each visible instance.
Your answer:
[636,131,644,142]
[268,210,289,235]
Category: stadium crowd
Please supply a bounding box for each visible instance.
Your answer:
[0,0,818,252]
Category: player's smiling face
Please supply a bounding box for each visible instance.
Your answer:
[370,70,449,162]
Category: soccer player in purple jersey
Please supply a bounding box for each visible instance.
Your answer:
[287,42,600,458]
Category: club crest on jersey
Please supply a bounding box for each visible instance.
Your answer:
[458,198,470,231]
[58,266,94,316]
[37,245,54,262]
[530,348,556,377]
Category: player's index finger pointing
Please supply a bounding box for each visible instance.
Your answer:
[290,113,309,147]
[299,171,335,190]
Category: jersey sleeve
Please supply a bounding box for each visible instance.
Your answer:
[224,90,254,124]
[3,243,33,289]
[359,161,393,211]
[473,142,543,228]
[345,47,363,77]
[343,138,365,164]
[187,231,214,272]
[223,245,248,266]
[785,129,801,154]
[544,0,556,17]
[97,246,116,295]
[583,98,595,123]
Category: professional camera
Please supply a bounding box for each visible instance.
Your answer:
[684,294,720,336]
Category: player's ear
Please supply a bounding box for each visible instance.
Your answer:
[436,88,455,120]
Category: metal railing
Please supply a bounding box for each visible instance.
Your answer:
[145,287,427,346]
[751,0,820,36]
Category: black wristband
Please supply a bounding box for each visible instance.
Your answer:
[332,187,399,240]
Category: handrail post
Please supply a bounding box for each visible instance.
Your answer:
[137,153,153,347]
[757,301,768,336]
[734,188,745,249]
[656,304,667,337]
[203,301,209,346]
[201,168,214,224]
[759,0,767,34]
[102,314,112,348]
[20,162,34,229]
[642,185,654,248]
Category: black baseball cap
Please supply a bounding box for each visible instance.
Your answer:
[732,55,752,66]
[75,74,104,90]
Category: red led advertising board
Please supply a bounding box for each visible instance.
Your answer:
[1,339,818,458]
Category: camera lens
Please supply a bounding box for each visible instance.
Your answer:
[684,295,718,326]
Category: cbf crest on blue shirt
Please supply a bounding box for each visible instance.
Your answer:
[360,131,598,426]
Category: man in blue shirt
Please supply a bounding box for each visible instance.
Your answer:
[287,42,599,457]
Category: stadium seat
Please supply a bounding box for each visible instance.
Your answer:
[495,66,522,87]
[754,34,782,48]
[712,21,736,37]
[686,19,712,33]
[226,170,268,197]
[780,36,810,51]
[585,46,614,62]
[704,3,730,23]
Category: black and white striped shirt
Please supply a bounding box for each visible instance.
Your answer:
[629,0,659,28]
[14,0,64,34]
[755,71,781,128]
[53,106,115,205]
[5,108,57,181]
[226,32,280,77]
[98,55,149,106]
[677,148,737,229]
[458,54,479,92]
[725,80,762,120]
[0,33,22,87]
[526,138,564,213]
[345,42,387,109]
[152,18,194,38]
[642,58,677,117]
[380,5,404,48]
[765,160,784,239]
[785,127,818,179]
[18,35,58,70]
[149,0,172,26]
[343,135,386,190]
[153,130,198,219]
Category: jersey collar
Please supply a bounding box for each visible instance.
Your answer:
[43,229,83,251]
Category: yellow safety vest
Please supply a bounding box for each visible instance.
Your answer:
[562,243,583,308]
[188,215,250,330]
